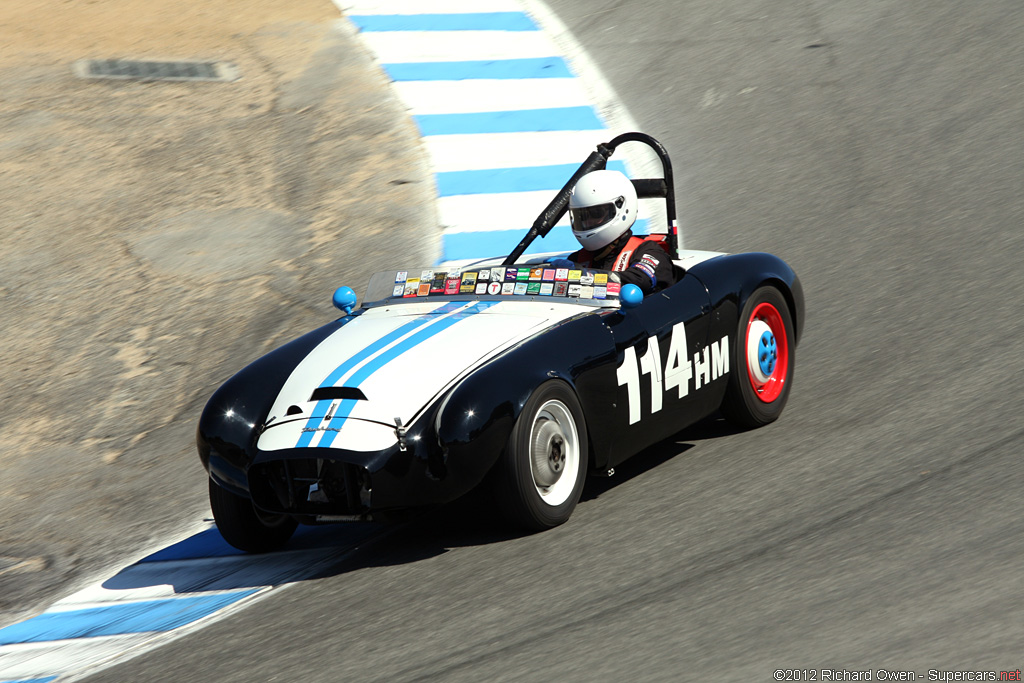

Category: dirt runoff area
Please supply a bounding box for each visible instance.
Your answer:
[0,0,437,625]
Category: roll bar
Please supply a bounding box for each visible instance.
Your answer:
[502,132,678,265]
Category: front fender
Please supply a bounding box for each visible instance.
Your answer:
[198,314,358,494]
[435,313,616,481]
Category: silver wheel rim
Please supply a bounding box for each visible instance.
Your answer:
[529,399,580,506]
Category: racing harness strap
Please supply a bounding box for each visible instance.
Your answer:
[575,235,670,271]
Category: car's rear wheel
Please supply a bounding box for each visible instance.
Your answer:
[209,478,297,553]
[494,380,588,531]
[721,286,795,429]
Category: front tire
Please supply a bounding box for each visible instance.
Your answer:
[494,381,588,531]
[721,286,796,429]
[209,478,297,553]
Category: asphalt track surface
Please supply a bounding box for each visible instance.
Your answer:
[86,1,1024,680]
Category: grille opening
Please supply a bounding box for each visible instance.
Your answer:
[249,458,367,516]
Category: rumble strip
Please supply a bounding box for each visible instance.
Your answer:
[340,0,663,263]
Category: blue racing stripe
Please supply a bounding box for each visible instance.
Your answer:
[0,591,259,645]
[436,161,629,196]
[348,12,537,32]
[383,57,571,82]
[441,220,651,262]
[414,107,604,136]
[297,301,466,447]
[1,678,58,683]
[317,301,498,448]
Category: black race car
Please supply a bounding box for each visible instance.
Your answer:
[198,133,804,551]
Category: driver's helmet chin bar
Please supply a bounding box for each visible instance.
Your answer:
[501,132,679,266]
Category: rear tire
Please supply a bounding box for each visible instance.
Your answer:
[721,286,795,429]
[209,478,297,553]
[494,381,588,532]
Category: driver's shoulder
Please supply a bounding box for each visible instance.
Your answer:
[630,239,671,264]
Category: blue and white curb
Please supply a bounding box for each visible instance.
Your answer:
[338,0,668,263]
[0,523,379,682]
[0,2,668,680]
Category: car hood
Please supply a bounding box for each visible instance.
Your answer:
[257,300,585,453]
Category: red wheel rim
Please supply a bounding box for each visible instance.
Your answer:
[745,302,788,403]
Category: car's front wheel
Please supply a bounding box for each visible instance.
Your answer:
[721,286,796,428]
[494,380,588,531]
[209,478,297,553]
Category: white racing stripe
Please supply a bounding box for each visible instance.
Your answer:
[298,301,490,449]
[259,300,586,453]
[260,302,479,441]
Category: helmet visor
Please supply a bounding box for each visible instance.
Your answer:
[570,202,617,231]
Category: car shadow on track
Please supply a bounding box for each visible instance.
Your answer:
[318,414,750,564]
[99,415,747,595]
[581,414,745,501]
[306,415,750,580]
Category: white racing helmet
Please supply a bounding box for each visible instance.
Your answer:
[569,169,638,251]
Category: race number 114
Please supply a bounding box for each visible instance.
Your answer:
[615,322,729,424]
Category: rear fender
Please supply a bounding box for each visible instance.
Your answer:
[688,252,804,344]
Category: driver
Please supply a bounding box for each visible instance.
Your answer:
[560,169,676,295]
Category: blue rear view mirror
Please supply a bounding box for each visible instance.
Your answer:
[620,283,643,309]
[332,286,357,314]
